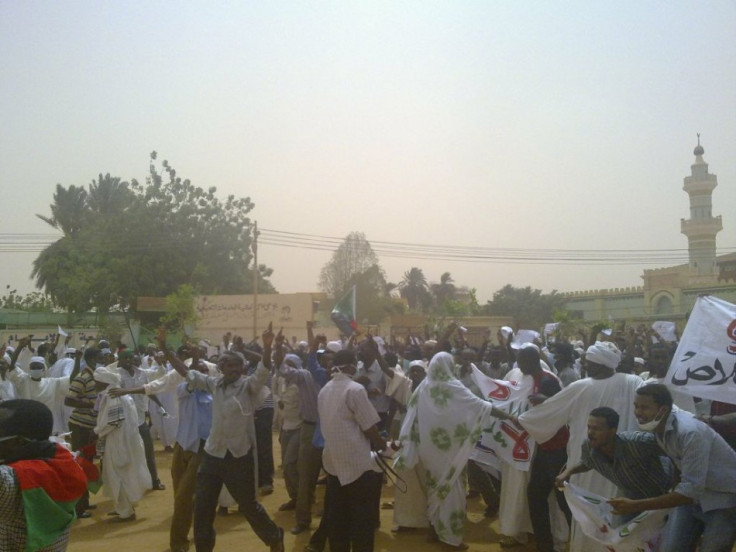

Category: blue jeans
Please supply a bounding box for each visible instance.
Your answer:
[661,503,736,552]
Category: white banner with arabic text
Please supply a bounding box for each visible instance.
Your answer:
[563,482,668,552]
[666,295,736,405]
[469,368,535,472]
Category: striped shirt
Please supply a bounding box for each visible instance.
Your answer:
[580,431,673,500]
[67,368,97,429]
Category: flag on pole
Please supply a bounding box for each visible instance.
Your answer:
[331,285,358,336]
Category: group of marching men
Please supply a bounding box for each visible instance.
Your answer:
[1,318,736,552]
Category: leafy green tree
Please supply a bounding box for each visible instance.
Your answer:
[484,284,567,329]
[0,286,60,312]
[160,284,199,335]
[319,232,380,298]
[340,264,400,325]
[32,153,274,312]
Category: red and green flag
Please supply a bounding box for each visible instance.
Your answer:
[331,285,358,336]
[11,444,88,552]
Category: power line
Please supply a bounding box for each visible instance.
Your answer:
[0,230,734,267]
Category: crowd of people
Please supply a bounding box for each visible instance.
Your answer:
[1,317,736,552]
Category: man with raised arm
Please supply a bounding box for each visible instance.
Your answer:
[163,325,284,552]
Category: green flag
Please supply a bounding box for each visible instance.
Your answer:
[331,285,358,336]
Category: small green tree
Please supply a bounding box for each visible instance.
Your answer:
[160,284,200,336]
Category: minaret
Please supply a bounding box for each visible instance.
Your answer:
[680,135,721,284]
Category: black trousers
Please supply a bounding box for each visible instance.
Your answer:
[254,407,275,488]
[326,471,380,552]
[193,450,280,551]
[138,422,160,486]
[527,447,572,552]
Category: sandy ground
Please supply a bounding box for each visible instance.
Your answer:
[66,433,537,552]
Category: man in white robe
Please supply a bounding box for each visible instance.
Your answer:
[94,366,152,521]
[2,341,80,435]
[515,341,643,552]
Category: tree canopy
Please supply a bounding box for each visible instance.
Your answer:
[318,232,379,298]
[484,284,567,329]
[33,153,274,312]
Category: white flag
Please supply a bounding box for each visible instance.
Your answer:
[666,296,736,405]
[652,321,677,343]
[563,482,668,552]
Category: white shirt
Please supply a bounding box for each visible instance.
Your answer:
[187,362,269,458]
[318,373,380,486]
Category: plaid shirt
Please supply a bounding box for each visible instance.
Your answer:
[0,466,70,551]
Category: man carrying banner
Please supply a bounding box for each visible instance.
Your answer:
[607,384,736,552]
[555,407,672,505]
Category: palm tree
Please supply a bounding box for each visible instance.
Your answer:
[399,267,429,310]
[87,173,132,216]
[36,184,88,236]
[432,272,456,306]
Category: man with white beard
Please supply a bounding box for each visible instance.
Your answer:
[514,341,643,552]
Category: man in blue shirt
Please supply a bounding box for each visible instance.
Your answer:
[610,384,736,552]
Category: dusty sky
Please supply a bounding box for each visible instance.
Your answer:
[1,1,735,304]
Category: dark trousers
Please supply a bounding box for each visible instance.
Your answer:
[138,422,160,487]
[527,448,572,552]
[254,407,274,488]
[193,450,280,552]
[326,471,378,552]
[69,422,95,514]
[468,459,500,512]
[308,468,335,552]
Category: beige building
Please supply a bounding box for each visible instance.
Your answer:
[564,139,736,323]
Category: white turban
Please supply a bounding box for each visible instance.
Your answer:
[585,341,621,370]
[30,356,46,367]
[409,360,426,369]
[326,341,342,353]
[94,366,121,386]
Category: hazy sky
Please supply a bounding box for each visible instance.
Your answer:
[1,1,735,304]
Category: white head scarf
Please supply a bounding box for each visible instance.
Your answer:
[585,341,621,369]
[30,356,46,367]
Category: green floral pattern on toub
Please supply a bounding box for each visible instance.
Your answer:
[394,352,496,548]
[408,391,419,407]
[429,385,452,407]
[454,423,470,444]
[449,510,465,536]
[446,466,456,481]
[430,427,452,451]
[426,470,437,490]
[436,483,451,500]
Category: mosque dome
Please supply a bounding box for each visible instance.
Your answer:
[694,135,704,156]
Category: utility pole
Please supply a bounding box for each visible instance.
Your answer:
[252,221,259,341]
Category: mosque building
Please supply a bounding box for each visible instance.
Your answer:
[564,137,736,322]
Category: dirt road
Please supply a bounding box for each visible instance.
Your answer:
[66,436,534,552]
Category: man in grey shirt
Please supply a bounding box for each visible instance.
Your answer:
[609,384,736,552]
[162,327,284,552]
